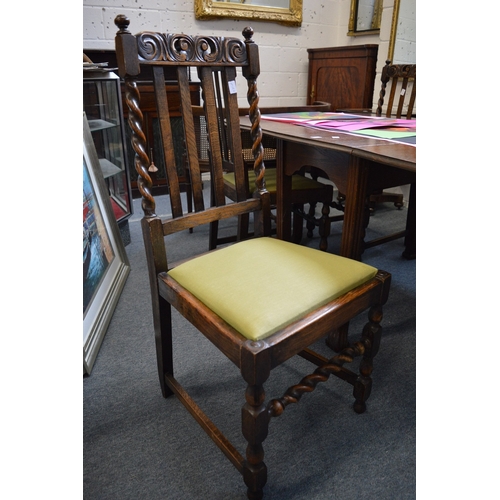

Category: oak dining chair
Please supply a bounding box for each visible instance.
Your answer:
[115,16,391,499]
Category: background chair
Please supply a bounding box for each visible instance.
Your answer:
[115,15,391,499]
[238,102,334,250]
[190,102,334,251]
[369,60,416,209]
[376,60,416,118]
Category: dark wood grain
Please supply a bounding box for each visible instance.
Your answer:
[307,45,378,110]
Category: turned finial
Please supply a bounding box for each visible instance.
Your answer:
[115,15,130,33]
[242,27,254,42]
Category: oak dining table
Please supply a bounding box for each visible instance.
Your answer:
[240,115,416,261]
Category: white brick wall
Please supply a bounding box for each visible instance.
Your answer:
[83,0,383,106]
[83,1,415,106]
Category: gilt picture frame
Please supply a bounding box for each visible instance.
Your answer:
[347,0,382,36]
[83,113,130,375]
[195,0,302,27]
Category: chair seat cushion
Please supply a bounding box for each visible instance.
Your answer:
[223,168,326,193]
[167,237,377,341]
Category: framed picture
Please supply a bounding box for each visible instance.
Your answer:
[195,0,302,27]
[83,112,130,375]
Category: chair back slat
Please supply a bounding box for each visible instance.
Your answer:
[395,77,408,118]
[152,66,184,218]
[197,67,249,206]
[386,82,397,118]
[199,67,227,207]
[376,61,416,119]
[177,66,205,213]
[219,67,247,201]
[406,81,416,119]
[213,71,231,167]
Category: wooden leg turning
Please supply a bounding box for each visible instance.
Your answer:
[326,322,350,352]
[353,305,382,414]
[306,202,317,238]
[242,383,270,500]
[240,341,272,499]
[318,201,330,252]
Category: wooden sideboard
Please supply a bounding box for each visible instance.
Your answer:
[307,45,378,111]
[84,50,201,198]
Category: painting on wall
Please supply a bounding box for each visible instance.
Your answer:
[83,161,114,314]
[83,113,130,375]
[195,0,303,26]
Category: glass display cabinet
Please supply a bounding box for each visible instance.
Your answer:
[83,69,133,245]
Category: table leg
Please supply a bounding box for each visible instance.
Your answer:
[275,139,292,242]
[340,156,370,261]
[402,182,416,259]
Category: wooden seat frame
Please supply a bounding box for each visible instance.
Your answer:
[115,16,391,499]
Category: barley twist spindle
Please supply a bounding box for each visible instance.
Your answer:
[242,27,265,194]
[124,77,156,217]
[268,341,367,418]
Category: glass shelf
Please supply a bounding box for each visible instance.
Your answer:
[88,119,117,132]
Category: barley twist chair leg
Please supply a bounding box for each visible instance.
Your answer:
[353,305,383,414]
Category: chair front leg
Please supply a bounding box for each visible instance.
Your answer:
[154,295,174,398]
[240,341,272,499]
[242,383,270,499]
[353,305,383,414]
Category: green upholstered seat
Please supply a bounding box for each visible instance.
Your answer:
[167,237,378,341]
[223,167,327,193]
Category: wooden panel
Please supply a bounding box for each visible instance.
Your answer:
[307,45,378,110]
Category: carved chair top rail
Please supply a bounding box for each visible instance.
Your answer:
[134,31,252,67]
[381,62,416,82]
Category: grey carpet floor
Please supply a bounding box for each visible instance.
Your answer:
[83,192,416,499]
